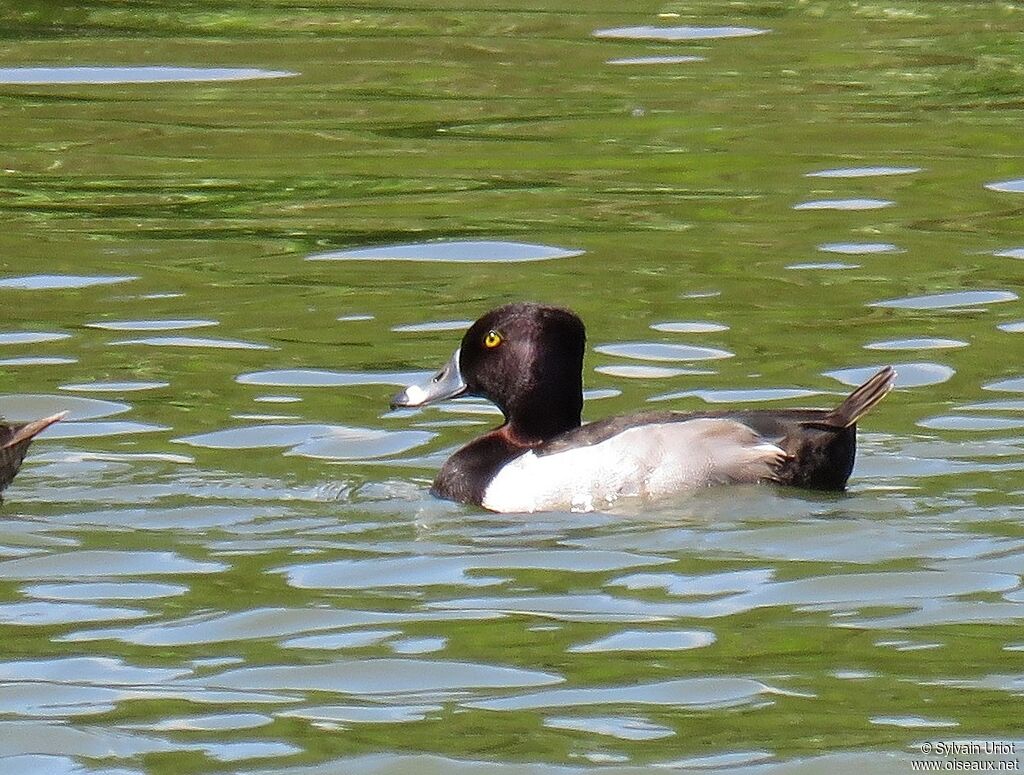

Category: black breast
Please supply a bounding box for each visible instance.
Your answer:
[431,429,530,506]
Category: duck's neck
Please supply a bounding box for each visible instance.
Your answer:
[504,383,583,444]
[503,366,585,442]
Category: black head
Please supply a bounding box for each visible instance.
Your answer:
[392,302,586,442]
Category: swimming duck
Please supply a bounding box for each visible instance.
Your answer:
[391,303,894,513]
[0,412,66,498]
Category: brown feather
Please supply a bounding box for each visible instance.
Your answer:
[0,411,67,495]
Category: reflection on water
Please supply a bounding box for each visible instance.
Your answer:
[871,290,1018,309]
[0,275,137,290]
[818,242,901,254]
[174,424,434,459]
[0,356,77,366]
[0,66,296,84]
[236,369,429,387]
[567,629,716,653]
[606,56,704,65]
[864,338,968,351]
[649,387,821,404]
[593,26,769,41]
[307,241,583,263]
[0,394,128,421]
[594,342,733,362]
[792,198,895,210]
[60,380,171,392]
[0,332,71,345]
[649,321,729,333]
[785,261,858,270]
[594,364,712,379]
[0,2,1022,773]
[806,166,922,178]
[112,335,273,350]
[985,179,1024,193]
[391,320,472,333]
[824,363,955,388]
[87,319,218,331]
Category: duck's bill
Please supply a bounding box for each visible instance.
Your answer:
[390,349,466,409]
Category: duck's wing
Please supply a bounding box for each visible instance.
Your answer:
[515,367,897,505]
[482,416,787,513]
[0,412,67,494]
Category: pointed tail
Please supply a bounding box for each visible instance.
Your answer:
[0,411,67,493]
[821,366,896,428]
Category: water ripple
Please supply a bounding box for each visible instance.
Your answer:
[0,550,226,580]
[649,387,822,404]
[793,199,894,210]
[236,369,428,387]
[0,275,137,290]
[308,240,582,263]
[869,715,958,729]
[58,608,410,646]
[280,550,672,590]
[23,582,188,601]
[606,56,704,65]
[44,421,170,439]
[191,658,562,695]
[864,338,967,351]
[825,363,954,388]
[0,332,71,345]
[595,342,733,362]
[0,601,150,626]
[593,26,769,41]
[917,415,1024,432]
[464,676,774,711]
[544,714,674,740]
[806,166,921,178]
[277,704,441,725]
[985,178,1024,193]
[0,356,77,366]
[567,629,716,653]
[818,242,901,254]
[649,320,729,333]
[87,319,217,331]
[871,290,1017,310]
[0,394,128,421]
[0,66,296,84]
[785,262,859,270]
[60,380,170,392]
[594,364,713,379]
[112,336,272,350]
[174,424,434,460]
[984,376,1024,392]
[391,320,472,333]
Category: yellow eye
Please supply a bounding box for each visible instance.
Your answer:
[483,330,503,349]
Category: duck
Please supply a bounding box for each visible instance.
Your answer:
[391,302,895,513]
[0,411,67,499]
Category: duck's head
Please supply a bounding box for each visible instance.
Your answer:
[391,302,586,441]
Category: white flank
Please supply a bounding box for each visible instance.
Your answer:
[481,419,786,514]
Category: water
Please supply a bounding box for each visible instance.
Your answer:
[1,1,1023,773]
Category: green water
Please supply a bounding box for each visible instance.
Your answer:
[0,2,1023,773]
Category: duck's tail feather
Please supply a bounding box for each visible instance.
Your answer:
[0,411,68,493]
[819,366,896,429]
